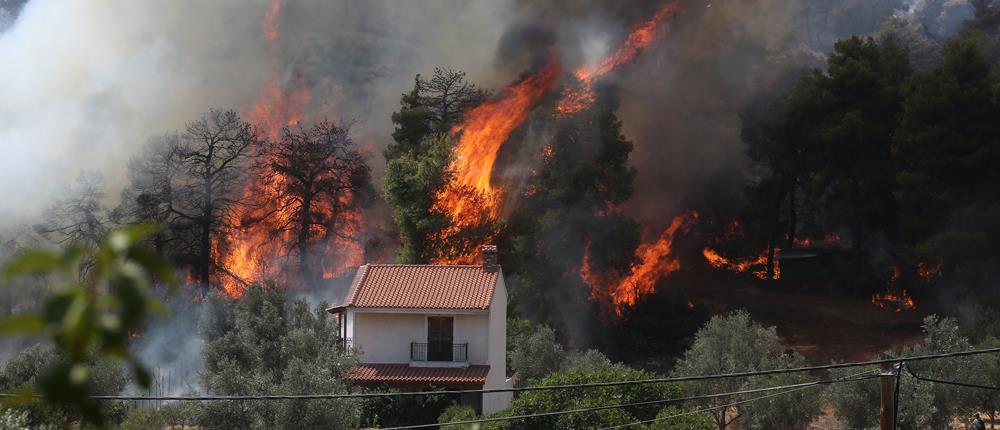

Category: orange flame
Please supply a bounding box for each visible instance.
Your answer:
[916,260,943,280]
[872,265,917,312]
[872,290,916,312]
[583,211,699,316]
[556,1,683,115]
[211,1,364,298]
[701,247,779,280]
[431,59,561,263]
[263,0,282,42]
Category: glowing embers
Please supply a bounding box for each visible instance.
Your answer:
[872,266,917,312]
[583,211,699,317]
[556,1,683,115]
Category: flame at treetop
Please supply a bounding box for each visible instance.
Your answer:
[583,211,699,317]
[431,59,561,263]
[556,1,683,115]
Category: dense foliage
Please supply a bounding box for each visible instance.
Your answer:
[197,285,358,430]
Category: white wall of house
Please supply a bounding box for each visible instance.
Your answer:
[483,273,513,414]
[351,309,491,365]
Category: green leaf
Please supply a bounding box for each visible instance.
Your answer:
[1,249,62,279]
[0,313,46,334]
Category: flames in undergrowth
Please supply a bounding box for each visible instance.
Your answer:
[701,247,779,280]
[212,1,363,298]
[556,1,683,115]
[872,266,917,312]
[583,211,699,317]
[431,58,561,263]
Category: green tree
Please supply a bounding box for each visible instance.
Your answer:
[815,36,911,259]
[483,363,682,430]
[383,134,455,263]
[384,69,488,263]
[508,325,565,383]
[438,404,478,430]
[648,406,716,430]
[672,311,820,430]
[893,30,1000,271]
[197,284,358,429]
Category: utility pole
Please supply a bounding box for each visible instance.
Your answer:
[880,358,901,430]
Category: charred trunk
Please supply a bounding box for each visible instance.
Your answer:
[297,193,314,288]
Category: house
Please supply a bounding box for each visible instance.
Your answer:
[327,245,513,414]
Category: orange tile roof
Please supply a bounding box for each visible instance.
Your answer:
[347,364,489,386]
[332,264,498,311]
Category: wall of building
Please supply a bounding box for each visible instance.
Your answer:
[483,273,513,414]
[352,312,425,363]
[352,310,491,365]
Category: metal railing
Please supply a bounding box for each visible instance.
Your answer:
[410,342,468,362]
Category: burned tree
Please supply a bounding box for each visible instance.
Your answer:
[261,121,373,287]
[112,135,182,256]
[170,110,260,294]
[36,170,108,248]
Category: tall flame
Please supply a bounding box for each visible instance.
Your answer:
[212,0,364,298]
[263,0,282,42]
[431,59,561,263]
[583,211,699,316]
[556,1,683,115]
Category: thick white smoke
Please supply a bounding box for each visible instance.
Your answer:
[0,0,513,225]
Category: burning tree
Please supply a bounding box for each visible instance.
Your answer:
[256,121,373,288]
[384,69,491,263]
[168,110,261,295]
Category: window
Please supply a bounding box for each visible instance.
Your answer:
[427,316,454,361]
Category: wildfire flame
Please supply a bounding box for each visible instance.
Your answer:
[872,265,917,312]
[212,0,363,298]
[263,0,282,42]
[431,59,561,263]
[582,211,699,316]
[872,290,916,312]
[556,1,683,115]
[701,247,779,280]
[916,260,943,280]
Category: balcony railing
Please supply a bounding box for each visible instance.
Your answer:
[410,342,468,362]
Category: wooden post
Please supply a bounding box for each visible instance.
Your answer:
[880,359,898,430]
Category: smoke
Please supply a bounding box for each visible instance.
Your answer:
[0,0,516,226]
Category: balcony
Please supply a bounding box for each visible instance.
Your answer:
[410,342,468,363]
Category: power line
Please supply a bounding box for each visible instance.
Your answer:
[595,370,876,430]
[1,347,997,402]
[905,364,1000,391]
[382,372,881,430]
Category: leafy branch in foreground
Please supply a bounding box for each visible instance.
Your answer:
[0,225,177,425]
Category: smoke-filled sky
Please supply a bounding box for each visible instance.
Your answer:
[0,0,972,228]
